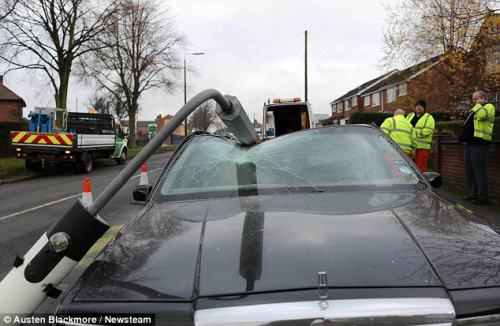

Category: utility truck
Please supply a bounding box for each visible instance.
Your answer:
[11,107,128,173]
[262,97,315,140]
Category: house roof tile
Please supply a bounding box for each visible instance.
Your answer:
[330,54,445,104]
[361,54,445,95]
[330,70,397,104]
[0,77,26,106]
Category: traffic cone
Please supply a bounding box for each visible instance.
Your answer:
[140,163,149,185]
[81,177,93,206]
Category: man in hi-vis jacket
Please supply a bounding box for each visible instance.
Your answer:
[406,99,435,172]
[459,90,496,205]
[381,109,416,156]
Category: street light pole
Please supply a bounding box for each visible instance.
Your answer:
[184,52,204,136]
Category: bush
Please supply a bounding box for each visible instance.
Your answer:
[435,117,500,140]
[434,120,464,136]
[349,112,392,127]
[432,111,452,122]
[0,121,29,158]
[0,121,29,140]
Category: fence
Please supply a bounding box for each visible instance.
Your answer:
[432,134,500,204]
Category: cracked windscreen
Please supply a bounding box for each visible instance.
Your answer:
[155,126,423,201]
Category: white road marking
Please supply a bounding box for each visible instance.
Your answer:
[0,193,81,221]
[130,167,162,179]
[0,167,163,221]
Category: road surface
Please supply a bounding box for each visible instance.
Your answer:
[0,151,173,315]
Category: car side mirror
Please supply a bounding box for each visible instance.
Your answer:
[423,172,442,189]
[133,185,153,202]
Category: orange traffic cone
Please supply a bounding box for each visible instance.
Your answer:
[140,163,149,185]
[81,177,93,206]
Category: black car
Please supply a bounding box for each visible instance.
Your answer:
[57,125,500,325]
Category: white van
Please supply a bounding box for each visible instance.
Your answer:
[262,97,315,140]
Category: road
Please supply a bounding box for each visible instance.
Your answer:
[0,151,173,314]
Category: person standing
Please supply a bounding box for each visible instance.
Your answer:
[406,99,435,172]
[459,90,496,205]
[381,109,415,156]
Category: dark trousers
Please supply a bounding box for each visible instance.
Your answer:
[464,143,489,200]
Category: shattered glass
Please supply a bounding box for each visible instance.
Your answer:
[156,126,423,201]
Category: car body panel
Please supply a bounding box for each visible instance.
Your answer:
[393,194,500,290]
[72,191,499,303]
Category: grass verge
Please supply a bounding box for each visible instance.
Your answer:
[0,157,39,180]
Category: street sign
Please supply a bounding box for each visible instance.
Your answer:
[148,124,157,133]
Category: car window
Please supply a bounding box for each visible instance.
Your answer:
[155,126,423,201]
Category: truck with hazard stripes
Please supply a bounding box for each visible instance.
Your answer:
[11,107,128,173]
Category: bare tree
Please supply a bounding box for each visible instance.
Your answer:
[0,0,19,20]
[80,0,184,147]
[187,100,219,133]
[87,91,127,121]
[0,0,118,110]
[212,119,227,133]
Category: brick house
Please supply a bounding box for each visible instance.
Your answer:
[155,114,186,144]
[0,75,26,121]
[329,71,396,125]
[330,13,500,123]
[330,55,452,124]
[156,114,185,136]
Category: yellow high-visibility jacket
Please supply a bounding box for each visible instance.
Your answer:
[471,103,495,141]
[406,112,435,150]
[381,115,415,152]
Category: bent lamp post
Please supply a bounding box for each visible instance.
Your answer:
[0,89,258,321]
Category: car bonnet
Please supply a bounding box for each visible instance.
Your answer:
[72,191,500,301]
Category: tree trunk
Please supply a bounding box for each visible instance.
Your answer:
[128,103,137,147]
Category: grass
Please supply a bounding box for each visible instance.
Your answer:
[0,144,178,181]
[0,157,39,180]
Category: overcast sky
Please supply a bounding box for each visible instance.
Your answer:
[3,0,390,123]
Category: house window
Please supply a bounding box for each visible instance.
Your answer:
[345,99,351,111]
[486,46,500,74]
[399,83,407,96]
[386,87,397,103]
[337,103,342,113]
[352,97,357,107]
[372,93,380,107]
[364,95,370,106]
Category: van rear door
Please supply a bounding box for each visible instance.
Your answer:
[262,99,315,140]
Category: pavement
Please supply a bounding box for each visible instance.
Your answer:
[435,186,500,229]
